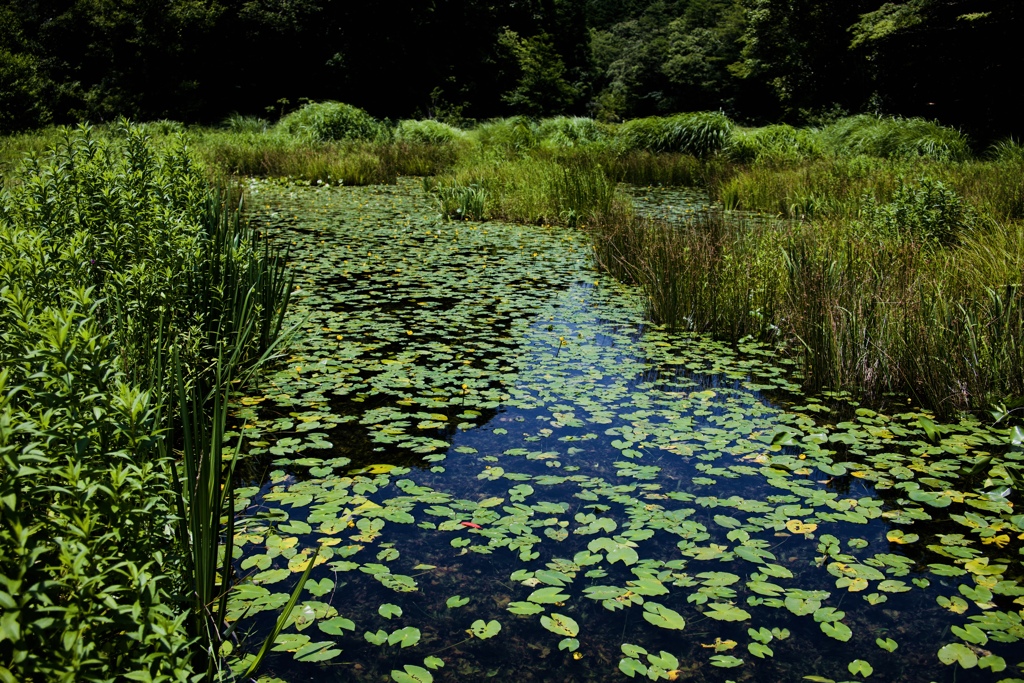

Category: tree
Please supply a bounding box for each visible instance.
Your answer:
[849,0,1022,140]
[732,0,873,120]
[499,30,581,116]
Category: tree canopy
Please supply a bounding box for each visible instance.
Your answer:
[0,0,1018,139]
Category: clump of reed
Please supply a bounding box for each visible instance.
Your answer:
[614,111,733,157]
[428,151,620,226]
[536,116,611,148]
[820,114,972,162]
[590,195,1024,416]
[196,131,458,184]
[726,124,826,166]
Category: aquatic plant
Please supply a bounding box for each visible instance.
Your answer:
[615,111,733,158]
[223,179,1023,683]
[821,114,972,162]
[277,101,389,143]
[394,119,466,145]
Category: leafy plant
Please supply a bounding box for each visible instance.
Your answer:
[277,101,389,143]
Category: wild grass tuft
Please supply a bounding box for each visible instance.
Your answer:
[276,100,389,143]
[615,111,733,157]
[394,119,467,145]
[821,114,972,162]
[726,124,826,166]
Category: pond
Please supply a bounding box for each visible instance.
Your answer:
[227,178,1023,683]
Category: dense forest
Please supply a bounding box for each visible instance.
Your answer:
[1,0,1019,140]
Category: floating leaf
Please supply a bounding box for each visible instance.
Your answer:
[709,655,743,668]
[446,595,470,609]
[391,664,434,683]
[642,602,686,630]
[379,603,402,619]
[527,587,570,604]
[507,601,546,615]
[619,658,647,677]
[704,603,751,622]
[938,643,977,668]
[387,626,421,648]
[540,613,579,637]
[848,660,873,678]
[470,619,501,639]
[318,617,355,635]
[820,621,852,642]
[875,637,897,652]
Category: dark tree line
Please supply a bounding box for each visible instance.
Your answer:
[1,0,1019,140]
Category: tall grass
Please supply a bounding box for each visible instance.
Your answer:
[276,100,388,143]
[615,111,733,157]
[427,151,620,226]
[820,114,972,162]
[590,201,1024,416]
[0,122,294,680]
[196,131,458,184]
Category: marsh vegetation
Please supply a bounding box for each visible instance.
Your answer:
[2,104,1023,683]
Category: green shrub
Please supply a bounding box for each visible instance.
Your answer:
[615,112,733,157]
[536,116,609,148]
[394,119,466,145]
[822,114,972,162]
[860,176,979,245]
[471,116,538,154]
[277,101,388,143]
[222,113,270,134]
[726,124,825,165]
[0,123,293,681]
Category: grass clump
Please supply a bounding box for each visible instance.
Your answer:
[394,119,466,145]
[277,100,388,143]
[471,116,539,155]
[615,111,733,157]
[430,153,619,226]
[536,116,610,148]
[726,124,825,166]
[821,114,972,162]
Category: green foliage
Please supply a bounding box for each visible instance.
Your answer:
[277,101,389,143]
[196,131,458,185]
[0,123,293,681]
[988,138,1024,164]
[394,119,467,145]
[536,117,610,148]
[498,30,580,116]
[821,115,972,162]
[223,114,271,134]
[616,112,734,157]
[428,181,487,221]
[859,176,979,245]
[726,124,825,165]
[472,117,539,155]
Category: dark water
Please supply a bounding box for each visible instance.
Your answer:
[227,178,1022,683]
